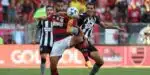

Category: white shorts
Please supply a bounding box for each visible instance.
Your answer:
[50,36,72,56]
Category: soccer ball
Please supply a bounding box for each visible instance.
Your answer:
[67,7,79,18]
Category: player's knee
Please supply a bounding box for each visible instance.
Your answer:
[50,57,59,69]
[96,58,104,67]
[41,57,46,64]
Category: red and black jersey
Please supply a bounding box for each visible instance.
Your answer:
[49,14,70,41]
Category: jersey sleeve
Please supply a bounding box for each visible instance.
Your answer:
[78,14,85,27]
[37,20,42,29]
[96,16,105,28]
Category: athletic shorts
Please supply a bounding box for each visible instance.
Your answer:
[87,40,97,52]
[75,39,97,53]
[40,46,52,54]
[50,36,72,56]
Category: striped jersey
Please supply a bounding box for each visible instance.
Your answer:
[78,13,101,38]
[37,19,53,47]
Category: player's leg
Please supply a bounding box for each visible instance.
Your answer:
[50,36,72,75]
[40,47,47,75]
[50,56,60,75]
[88,45,104,75]
[74,40,92,68]
[40,46,52,75]
[73,37,93,68]
[40,54,46,75]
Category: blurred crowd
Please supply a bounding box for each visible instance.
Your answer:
[97,0,150,23]
[0,0,150,45]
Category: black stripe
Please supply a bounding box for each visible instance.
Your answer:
[88,30,92,37]
[84,29,89,35]
[41,21,45,46]
[48,21,51,46]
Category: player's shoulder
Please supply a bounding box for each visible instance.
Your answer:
[79,13,88,19]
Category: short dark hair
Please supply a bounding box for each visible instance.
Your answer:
[46,5,53,9]
[86,2,96,8]
[56,0,64,3]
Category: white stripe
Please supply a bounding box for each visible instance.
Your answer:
[40,28,44,46]
[44,21,49,46]
[50,22,53,46]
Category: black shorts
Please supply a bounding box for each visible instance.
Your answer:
[86,40,97,52]
[75,40,97,52]
[40,46,52,54]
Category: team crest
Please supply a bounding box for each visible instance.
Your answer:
[130,47,146,65]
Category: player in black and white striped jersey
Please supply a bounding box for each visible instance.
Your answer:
[76,3,106,75]
[38,19,53,50]
[36,6,54,75]
[78,9,104,43]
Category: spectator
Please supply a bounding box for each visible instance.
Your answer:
[128,3,141,23]
[32,0,41,9]
[141,0,150,23]
[1,0,10,23]
[8,0,16,23]
[21,0,34,24]
[11,26,25,44]
[141,10,150,23]
[70,0,86,13]
[118,23,128,44]
[15,1,23,24]
[79,0,87,13]
[100,7,113,22]
[116,0,128,23]
[0,0,3,24]
[106,0,116,10]
[106,0,117,23]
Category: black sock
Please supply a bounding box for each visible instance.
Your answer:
[89,63,102,75]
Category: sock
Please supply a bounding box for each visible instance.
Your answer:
[40,58,46,75]
[89,63,101,75]
[51,69,59,75]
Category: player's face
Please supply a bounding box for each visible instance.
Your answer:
[56,2,64,12]
[46,7,55,17]
[87,5,95,16]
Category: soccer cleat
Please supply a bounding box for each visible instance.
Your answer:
[85,61,93,69]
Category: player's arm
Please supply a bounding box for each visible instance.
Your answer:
[96,16,121,29]
[32,20,42,43]
[78,14,85,27]
[95,16,107,28]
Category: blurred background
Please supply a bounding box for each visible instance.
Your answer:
[0,0,150,75]
[0,0,149,45]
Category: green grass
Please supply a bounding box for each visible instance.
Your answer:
[0,68,150,75]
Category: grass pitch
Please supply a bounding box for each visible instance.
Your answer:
[0,68,150,75]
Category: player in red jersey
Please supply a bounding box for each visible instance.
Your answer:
[49,1,90,75]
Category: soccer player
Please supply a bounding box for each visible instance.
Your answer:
[35,6,55,75]
[49,1,87,75]
[75,3,105,75]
